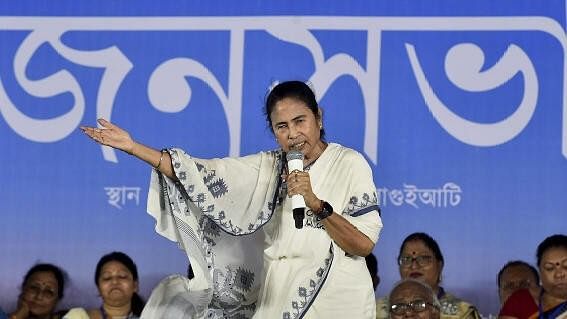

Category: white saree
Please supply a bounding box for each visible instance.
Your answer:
[141,143,382,319]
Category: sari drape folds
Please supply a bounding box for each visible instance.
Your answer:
[142,143,382,319]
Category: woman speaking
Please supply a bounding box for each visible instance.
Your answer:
[81,80,383,318]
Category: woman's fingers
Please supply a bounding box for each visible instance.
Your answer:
[98,118,118,130]
[286,172,320,210]
[80,125,108,144]
[80,126,96,138]
[286,171,311,195]
[80,120,134,154]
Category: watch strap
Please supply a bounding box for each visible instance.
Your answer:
[316,201,333,220]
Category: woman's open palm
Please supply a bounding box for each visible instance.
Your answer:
[81,118,135,154]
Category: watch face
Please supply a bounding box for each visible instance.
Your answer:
[319,201,333,219]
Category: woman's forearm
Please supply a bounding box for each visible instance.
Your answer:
[321,212,374,257]
[130,142,177,181]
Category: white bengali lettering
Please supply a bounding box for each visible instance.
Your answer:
[104,186,141,209]
[377,182,462,209]
[0,16,565,164]
[407,42,539,147]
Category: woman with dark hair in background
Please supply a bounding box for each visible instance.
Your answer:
[9,263,67,319]
[64,252,145,319]
[499,234,567,319]
[376,232,480,319]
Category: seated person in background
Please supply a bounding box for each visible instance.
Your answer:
[499,234,567,319]
[376,232,481,319]
[1,307,8,319]
[497,260,540,305]
[9,263,67,319]
[64,252,145,319]
[388,278,441,319]
[366,252,381,291]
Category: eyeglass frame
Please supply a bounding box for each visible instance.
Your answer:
[390,299,440,315]
[398,255,435,267]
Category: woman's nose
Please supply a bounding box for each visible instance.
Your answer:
[409,259,420,269]
[288,124,299,139]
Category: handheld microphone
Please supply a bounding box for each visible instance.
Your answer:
[286,150,305,229]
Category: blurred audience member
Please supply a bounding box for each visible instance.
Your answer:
[9,263,67,319]
[1,307,8,319]
[497,260,540,305]
[64,252,145,319]
[376,232,480,319]
[500,234,567,319]
[388,278,441,319]
[366,252,380,291]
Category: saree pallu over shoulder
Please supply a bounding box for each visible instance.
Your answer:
[144,148,284,319]
[501,288,567,319]
[543,300,567,319]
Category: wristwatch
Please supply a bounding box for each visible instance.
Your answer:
[316,201,334,221]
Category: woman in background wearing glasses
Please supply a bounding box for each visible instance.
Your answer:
[376,232,480,319]
[9,263,67,319]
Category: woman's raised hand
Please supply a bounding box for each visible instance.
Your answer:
[81,118,136,155]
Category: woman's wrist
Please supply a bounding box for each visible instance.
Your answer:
[154,149,167,170]
[126,141,137,156]
[311,199,324,214]
[315,200,334,220]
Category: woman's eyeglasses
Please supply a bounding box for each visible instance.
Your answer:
[398,255,434,267]
[390,299,438,315]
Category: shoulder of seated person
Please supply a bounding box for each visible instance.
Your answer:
[64,309,100,319]
[375,297,390,319]
[439,293,480,318]
[441,291,472,304]
[62,308,89,319]
[86,309,102,319]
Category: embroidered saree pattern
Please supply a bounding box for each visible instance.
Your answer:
[143,143,382,319]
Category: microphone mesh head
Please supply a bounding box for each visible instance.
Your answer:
[286,150,304,161]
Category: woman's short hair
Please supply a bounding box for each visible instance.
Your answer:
[497,260,540,287]
[264,80,324,139]
[397,232,444,265]
[95,251,139,284]
[95,251,145,316]
[22,263,66,300]
[536,234,567,266]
